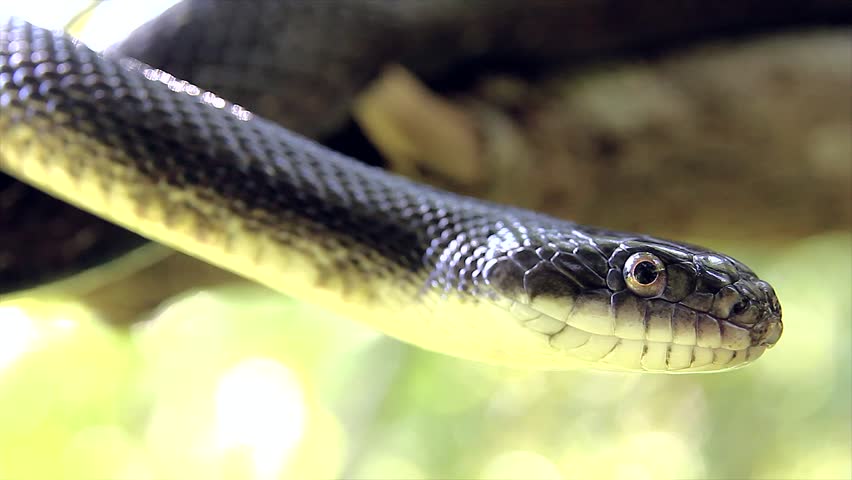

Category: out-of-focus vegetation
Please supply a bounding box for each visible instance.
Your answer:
[0,233,849,479]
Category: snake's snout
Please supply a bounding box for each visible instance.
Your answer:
[753,316,783,347]
[753,281,783,348]
[728,279,783,348]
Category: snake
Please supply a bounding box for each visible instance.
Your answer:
[3,0,820,373]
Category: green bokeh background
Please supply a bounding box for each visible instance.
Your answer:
[1,234,849,480]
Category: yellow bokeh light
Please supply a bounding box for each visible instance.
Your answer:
[0,306,39,372]
[215,357,307,480]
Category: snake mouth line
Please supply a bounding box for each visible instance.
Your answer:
[508,300,767,372]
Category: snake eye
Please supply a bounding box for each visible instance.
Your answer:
[623,252,667,297]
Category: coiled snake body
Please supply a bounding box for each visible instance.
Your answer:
[0,1,799,372]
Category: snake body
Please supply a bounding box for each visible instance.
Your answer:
[0,2,793,372]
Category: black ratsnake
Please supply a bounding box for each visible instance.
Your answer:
[5,0,838,372]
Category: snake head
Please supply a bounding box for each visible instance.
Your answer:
[480,226,782,373]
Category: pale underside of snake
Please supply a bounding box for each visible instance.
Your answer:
[1,0,818,373]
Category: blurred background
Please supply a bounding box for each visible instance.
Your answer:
[0,1,850,479]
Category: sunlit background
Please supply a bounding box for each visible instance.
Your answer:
[0,1,850,479]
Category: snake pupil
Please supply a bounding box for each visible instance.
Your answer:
[633,261,658,285]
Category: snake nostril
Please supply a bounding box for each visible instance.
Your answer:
[732,299,748,315]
